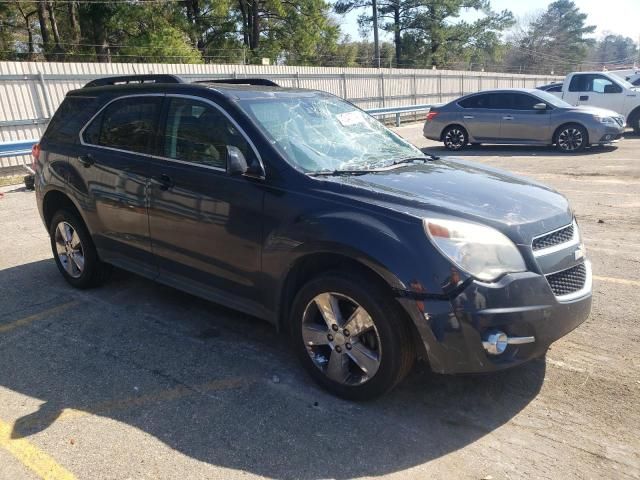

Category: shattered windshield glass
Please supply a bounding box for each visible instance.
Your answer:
[237,93,425,173]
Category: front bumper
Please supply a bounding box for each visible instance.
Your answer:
[587,123,625,145]
[398,262,592,374]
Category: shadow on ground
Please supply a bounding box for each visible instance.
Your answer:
[0,259,546,479]
[422,144,619,158]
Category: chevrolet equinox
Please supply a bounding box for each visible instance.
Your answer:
[34,75,592,399]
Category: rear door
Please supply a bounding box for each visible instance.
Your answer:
[458,93,503,141]
[73,94,163,277]
[499,93,551,143]
[146,95,265,316]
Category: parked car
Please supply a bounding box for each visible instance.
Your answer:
[627,73,640,87]
[536,82,564,94]
[35,75,592,399]
[553,71,640,133]
[424,88,625,152]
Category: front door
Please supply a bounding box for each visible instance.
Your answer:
[498,93,551,143]
[146,96,265,316]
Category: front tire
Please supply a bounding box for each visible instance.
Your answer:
[49,210,110,289]
[290,271,415,400]
[442,125,468,151]
[555,124,587,152]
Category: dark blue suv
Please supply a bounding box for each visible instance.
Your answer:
[34,75,592,399]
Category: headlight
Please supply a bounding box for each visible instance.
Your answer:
[594,115,616,125]
[424,218,526,282]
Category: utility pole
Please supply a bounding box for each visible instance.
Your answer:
[372,0,380,68]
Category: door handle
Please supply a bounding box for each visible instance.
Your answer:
[79,153,94,168]
[502,116,514,120]
[155,173,174,191]
[463,115,475,119]
[579,95,589,101]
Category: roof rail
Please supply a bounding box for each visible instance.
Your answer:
[194,78,280,87]
[84,74,183,88]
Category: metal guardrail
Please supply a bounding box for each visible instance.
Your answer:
[366,104,432,126]
[0,139,37,159]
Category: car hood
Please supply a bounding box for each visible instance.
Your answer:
[319,159,573,242]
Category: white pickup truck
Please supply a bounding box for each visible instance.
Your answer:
[548,71,640,133]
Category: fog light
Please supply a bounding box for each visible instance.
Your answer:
[482,330,508,355]
[605,134,612,140]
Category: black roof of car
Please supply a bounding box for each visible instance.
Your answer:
[70,74,322,101]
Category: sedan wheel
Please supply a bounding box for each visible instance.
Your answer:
[54,221,85,278]
[443,126,468,151]
[557,126,586,152]
[302,292,381,385]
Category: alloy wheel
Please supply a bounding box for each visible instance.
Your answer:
[558,128,584,151]
[444,128,465,150]
[54,221,85,278]
[301,292,381,386]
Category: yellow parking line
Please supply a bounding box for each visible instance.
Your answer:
[593,275,640,287]
[0,418,76,480]
[0,302,77,334]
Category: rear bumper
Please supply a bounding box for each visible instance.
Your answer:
[398,263,592,374]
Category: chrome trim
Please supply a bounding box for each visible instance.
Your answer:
[77,93,265,177]
[532,220,579,257]
[506,335,535,345]
[554,260,592,303]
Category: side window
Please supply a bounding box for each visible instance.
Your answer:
[633,78,640,86]
[548,85,562,92]
[486,93,511,110]
[162,97,254,169]
[45,96,98,144]
[568,74,590,92]
[511,93,540,110]
[592,76,622,94]
[458,94,491,109]
[83,97,161,154]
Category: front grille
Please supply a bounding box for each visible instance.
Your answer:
[532,224,574,251]
[546,263,587,297]
[614,116,625,127]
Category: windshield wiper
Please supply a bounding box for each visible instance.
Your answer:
[393,154,439,165]
[307,169,378,177]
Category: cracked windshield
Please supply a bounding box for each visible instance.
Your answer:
[238,94,425,172]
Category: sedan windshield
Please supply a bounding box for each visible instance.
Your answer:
[237,93,425,173]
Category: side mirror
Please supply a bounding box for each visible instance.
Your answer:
[533,103,547,110]
[226,146,248,176]
[226,145,264,179]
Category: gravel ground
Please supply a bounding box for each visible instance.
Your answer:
[0,127,638,480]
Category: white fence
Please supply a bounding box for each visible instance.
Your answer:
[0,61,561,169]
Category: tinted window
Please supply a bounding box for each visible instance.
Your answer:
[510,93,541,110]
[45,96,98,144]
[458,94,491,108]
[83,97,160,154]
[569,74,622,94]
[633,78,640,86]
[163,97,254,169]
[547,85,562,92]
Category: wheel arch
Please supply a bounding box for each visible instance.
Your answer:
[42,189,86,230]
[440,123,468,141]
[627,106,640,130]
[553,122,589,145]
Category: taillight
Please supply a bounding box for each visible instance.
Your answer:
[426,111,439,122]
[31,143,40,171]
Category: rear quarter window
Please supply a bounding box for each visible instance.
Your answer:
[43,96,98,144]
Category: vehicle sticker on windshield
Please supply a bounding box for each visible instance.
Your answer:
[336,111,366,126]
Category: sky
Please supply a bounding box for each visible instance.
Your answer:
[339,0,640,43]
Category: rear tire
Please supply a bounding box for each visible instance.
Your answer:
[555,124,587,153]
[442,125,468,151]
[289,271,415,400]
[49,210,111,289]
[629,111,640,135]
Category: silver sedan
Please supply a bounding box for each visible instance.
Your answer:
[423,88,625,153]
